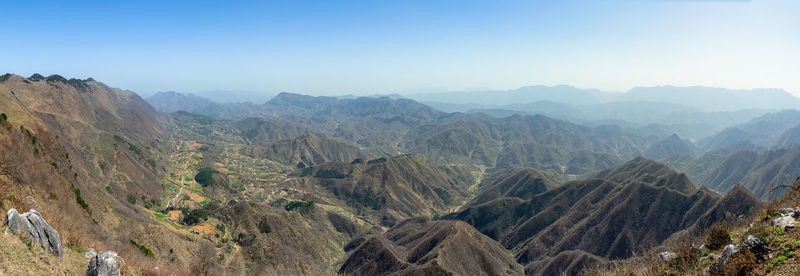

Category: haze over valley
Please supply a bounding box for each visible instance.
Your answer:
[2,1,800,275]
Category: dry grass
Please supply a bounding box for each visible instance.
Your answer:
[596,178,800,275]
[705,223,731,250]
[0,226,87,275]
[720,249,758,276]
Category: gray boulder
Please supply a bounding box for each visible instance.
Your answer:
[740,235,769,260]
[711,235,770,274]
[5,208,63,260]
[86,250,124,276]
[772,216,796,230]
[658,251,678,262]
[720,244,738,263]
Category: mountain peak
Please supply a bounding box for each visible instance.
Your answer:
[596,157,696,193]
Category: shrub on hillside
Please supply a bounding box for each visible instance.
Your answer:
[705,224,730,250]
[720,249,756,275]
[73,187,88,210]
[130,240,154,258]
[285,200,314,215]
[314,168,348,179]
[126,194,137,205]
[258,218,271,233]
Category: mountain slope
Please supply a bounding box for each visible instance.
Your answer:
[291,155,468,225]
[445,157,761,271]
[242,133,372,168]
[339,217,524,275]
[146,91,267,120]
[618,86,800,112]
[464,168,554,208]
[698,110,800,150]
[670,146,800,199]
[773,124,800,148]
[0,73,201,273]
[642,134,700,160]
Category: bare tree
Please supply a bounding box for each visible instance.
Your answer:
[768,177,800,199]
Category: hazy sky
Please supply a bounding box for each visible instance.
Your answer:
[2,0,798,98]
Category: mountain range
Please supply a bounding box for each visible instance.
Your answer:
[1,73,798,275]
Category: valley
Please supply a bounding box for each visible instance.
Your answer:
[1,73,799,275]
[3,1,797,275]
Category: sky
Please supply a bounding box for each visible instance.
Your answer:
[1,0,798,99]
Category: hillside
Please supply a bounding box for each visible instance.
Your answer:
[146,91,268,120]
[445,158,762,272]
[339,217,524,275]
[242,133,372,168]
[773,124,800,148]
[406,85,800,112]
[402,114,652,174]
[464,168,554,208]
[0,73,200,273]
[642,134,701,160]
[602,178,800,275]
[149,92,657,178]
[667,146,800,199]
[619,86,799,112]
[3,73,799,275]
[290,155,468,225]
[698,109,800,150]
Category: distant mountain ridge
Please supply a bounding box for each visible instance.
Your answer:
[407,85,800,112]
[698,110,800,150]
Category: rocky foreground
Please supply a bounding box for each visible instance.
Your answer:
[605,183,800,275]
[4,208,124,275]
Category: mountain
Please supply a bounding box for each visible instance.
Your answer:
[407,85,613,106]
[594,156,697,193]
[772,124,800,148]
[675,146,800,199]
[618,86,800,112]
[233,117,314,144]
[698,109,800,150]
[472,100,586,121]
[407,85,800,112]
[339,217,524,275]
[642,134,701,160]
[525,250,609,276]
[5,73,796,275]
[603,180,798,275]
[445,157,762,271]
[242,133,373,168]
[290,155,468,225]
[212,201,361,274]
[146,91,267,120]
[464,168,555,208]
[402,114,653,174]
[469,102,767,140]
[0,74,200,273]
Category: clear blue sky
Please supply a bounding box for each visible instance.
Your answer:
[2,0,798,98]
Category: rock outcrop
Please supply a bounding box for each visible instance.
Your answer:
[658,251,678,262]
[4,208,63,260]
[86,250,124,276]
[710,235,769,273]
[771,208,799,230]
